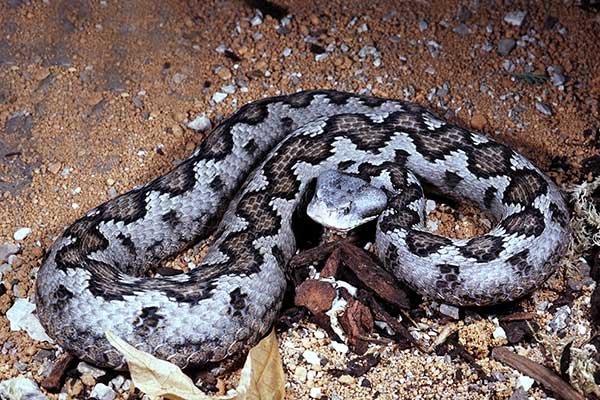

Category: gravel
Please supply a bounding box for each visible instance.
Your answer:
[90,383,116,400]
[497,38,516,56]
[0,243,19,263]
[187,115,212,132]
[0,377,47,400]
[504,11,527,27]
[535,102,553,116]
[13,228,31,241]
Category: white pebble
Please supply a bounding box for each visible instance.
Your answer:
[302,349,321,366]
[309,387,322,398]
[90,383,116,400]
[314,330,325,339]
[0,377,46,400]
[13,228,31,241]
[492,326,507,340]
[212,92,227,103]
[187,115,212,132]
[330,341,349,354]
[516,375,535,391]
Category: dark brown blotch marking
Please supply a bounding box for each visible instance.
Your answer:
[460,236,505,263]
[467,142,513,179]
[507,249,532,276]
[161,210,181,229]
[483,186,497,210]
[406,231,452,257]
[503,169,548,206]
[500,207,545,238]
[229,288,248,316]
[117,233,137,256]
[135,306,163,336]
[444,170,463,190]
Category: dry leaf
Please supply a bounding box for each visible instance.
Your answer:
[105,331,231,400]
[236,329,285,400]
[105,329,285,400]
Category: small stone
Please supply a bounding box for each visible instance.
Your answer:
[294,366,307,382]
[548,305,570,332]
[309,387,322,399]
[13,228,32,241]
[109,375,125,390]
[212,92,227,103]
[535,102,553,116]
[187,115,212,132]
[509,387,528,400]
[439,303,460,319]
[77,362,106,379]
[470,112,488,130]
[504,12,527,27]
[47,162,61,175]
[493,326,507,340]
[498,38,516,56]
[339,374,355,385]
[0,377,46,400]
[250,14,262,26]
[302,349,321,366]
[516,375,534,391]
[106,178,115,186]
[502,60,515,72]
[0,243,19,263]
[453,23,471,35]
[418,20,428,31]
[80,373,96,387]
[216,67,232,80]
[282,48,292,57]
[330,341,349,354]
[221,84,236,94]
[90,383,116,400]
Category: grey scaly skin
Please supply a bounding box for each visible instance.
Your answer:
[35,90,570,370]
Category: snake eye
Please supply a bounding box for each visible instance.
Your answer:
[343,205,351,215]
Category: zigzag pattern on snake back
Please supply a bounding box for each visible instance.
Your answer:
[34,90,570,370]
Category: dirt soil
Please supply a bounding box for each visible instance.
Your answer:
[0,1,599,399]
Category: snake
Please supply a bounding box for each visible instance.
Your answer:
[35,90,571,370]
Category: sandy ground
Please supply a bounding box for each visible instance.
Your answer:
[0,1,599,399]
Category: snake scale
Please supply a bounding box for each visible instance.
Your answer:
[35,90,570,370]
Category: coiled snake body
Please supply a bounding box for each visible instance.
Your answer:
[35,90,570,369]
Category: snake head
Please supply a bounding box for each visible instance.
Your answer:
[307,169,388,232]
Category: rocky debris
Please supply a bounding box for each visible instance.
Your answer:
[0,242,19,263]
[4,111,33,135]
[212,92,227,103]
[0,377,47,400]
[535,102,553,116]
[13,227,31,241]
[547,65,567,87]
[186,114,212,132]
[6,299,53,342]
[439,303,460,319]
[453,23,471,35]
[548,305,571,332]
[504,11,527,27]
[302,349,321,366]
[498,38,516,56]
[89,383,116,400]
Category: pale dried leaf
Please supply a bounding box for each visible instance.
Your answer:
[106,330,285,400]
[236,329,285,400]
[105,330,234,400]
